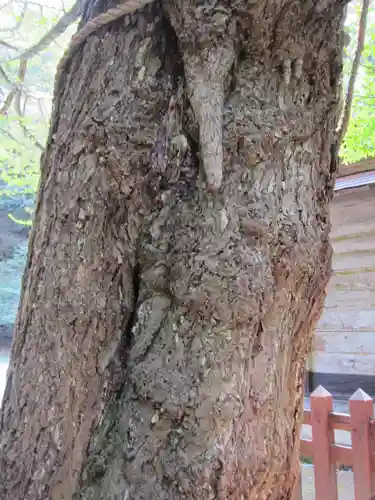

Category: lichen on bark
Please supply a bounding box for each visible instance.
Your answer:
[0,0,347,499]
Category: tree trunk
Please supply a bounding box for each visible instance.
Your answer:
[0,1,346,499]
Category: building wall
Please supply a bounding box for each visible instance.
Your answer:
[307,185,375,397]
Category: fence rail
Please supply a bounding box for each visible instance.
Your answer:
[299,385,375,500]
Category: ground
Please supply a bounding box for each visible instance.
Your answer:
[302,465,354,500]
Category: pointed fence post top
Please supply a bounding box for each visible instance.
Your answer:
[310,386,333,412]
[349,388,372,402]
[310,385,332,399]
[349,388,373,419]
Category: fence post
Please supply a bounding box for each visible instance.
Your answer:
[349,388,374,500]
[310,385,338,500]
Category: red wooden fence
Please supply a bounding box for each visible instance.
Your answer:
[297,385,375,500]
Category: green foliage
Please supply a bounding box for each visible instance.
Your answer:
[341,75,375,163]
[8,209,33,227]
[341,3,375,164]
[0,114,43,196]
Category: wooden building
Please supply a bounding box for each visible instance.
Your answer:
[307,158,375,398]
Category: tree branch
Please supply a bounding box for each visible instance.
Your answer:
[14,86,23,116]
[1,0,83,63]
[0,39,19,51]
[338,0,370,144]
[0,58,27,115]
[0,124,24,147]
[0,64,12,85]
[17,118,44,150]
[0,60,44,150]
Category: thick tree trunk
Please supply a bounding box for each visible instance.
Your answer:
[0,0,346,499]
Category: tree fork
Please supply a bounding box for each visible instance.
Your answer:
[0,1,347,499]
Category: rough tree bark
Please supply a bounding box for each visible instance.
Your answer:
[0,0,347,499]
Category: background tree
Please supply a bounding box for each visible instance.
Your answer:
[0,0,77,223]
[0,0,367,499]
[341,1,375,162]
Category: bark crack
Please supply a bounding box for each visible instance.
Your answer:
[106,262,141,398]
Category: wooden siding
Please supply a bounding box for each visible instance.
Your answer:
[311,186,375,382]
[311,353,375,376]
